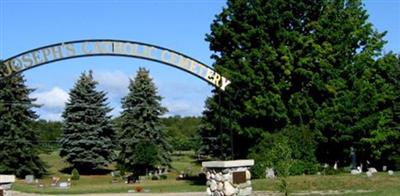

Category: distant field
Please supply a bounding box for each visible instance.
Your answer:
[12,152,400,195]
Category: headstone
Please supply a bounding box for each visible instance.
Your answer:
[333,161,338,170]
[59,182,69,189]
[382,165,387,171]
[388,170,394,176]
[265,168,275,179]
[351,169,361,175]
[366,171,373,177]
[25,175,34,184]
[368,167,378,173]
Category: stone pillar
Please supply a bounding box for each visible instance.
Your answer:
[202,160,254,196]
[0,175,16,196]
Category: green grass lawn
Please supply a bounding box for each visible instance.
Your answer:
[12,152,400,195]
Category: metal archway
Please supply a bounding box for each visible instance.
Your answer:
[0,39,230,90]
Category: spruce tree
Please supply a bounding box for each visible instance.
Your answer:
[0,73,46,178]
[60,71,115,172]
[118,67,171,175]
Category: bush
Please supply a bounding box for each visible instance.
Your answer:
[289,160,319,175]
[249,133,292,178]
[322,167,346,175]
[249,126,319,178]
[151,175,159,180]
[160,175,167,180]
[71,168,80,180]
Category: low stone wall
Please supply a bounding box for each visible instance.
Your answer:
[202,160,254,196]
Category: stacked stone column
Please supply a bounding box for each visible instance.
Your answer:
[202,160,254,196]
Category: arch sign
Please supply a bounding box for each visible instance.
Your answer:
[0,39,231,90]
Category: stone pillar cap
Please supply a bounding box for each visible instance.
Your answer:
[202,159,254,168]
[0,175,16,184]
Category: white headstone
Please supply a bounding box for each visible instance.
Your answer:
[388,170,394,176]
[382,165,387,172]
[366,171,373,177]
[368,167,378,173]
[351,169,361,175]
[265,168,275,179]
[59,182,69,189]
[25,175,34,184]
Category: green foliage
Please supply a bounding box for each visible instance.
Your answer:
[31,120,62,152]
[60,71,115,172]
[278,178,289,196]
[162,116,201,151]
[249,133,293,178]
[0,73,46,178]
[117,68,172,175]
[200,0,399,171]
[71,168,80,180]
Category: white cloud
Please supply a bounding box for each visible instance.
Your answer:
[32,87,69,112]
[31,87,69,121]
[93,70,130,98]
[163,99,204,117]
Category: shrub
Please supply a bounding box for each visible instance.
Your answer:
[151,175,159,180]
[160,175,167,180]
[249,133,292,178]
[249,126,319,178]
[289,160,319,175]
[71,168,80,180]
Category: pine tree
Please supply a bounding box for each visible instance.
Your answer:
[0,73,46,178]
[60,71,115,172]
[118,67,171,175]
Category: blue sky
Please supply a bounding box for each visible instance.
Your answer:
[0,0,399,121]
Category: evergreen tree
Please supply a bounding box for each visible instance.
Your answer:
[199,0,397,171]
[0,73,46,177]
[117,68,171,175]
[60,71,115,172]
